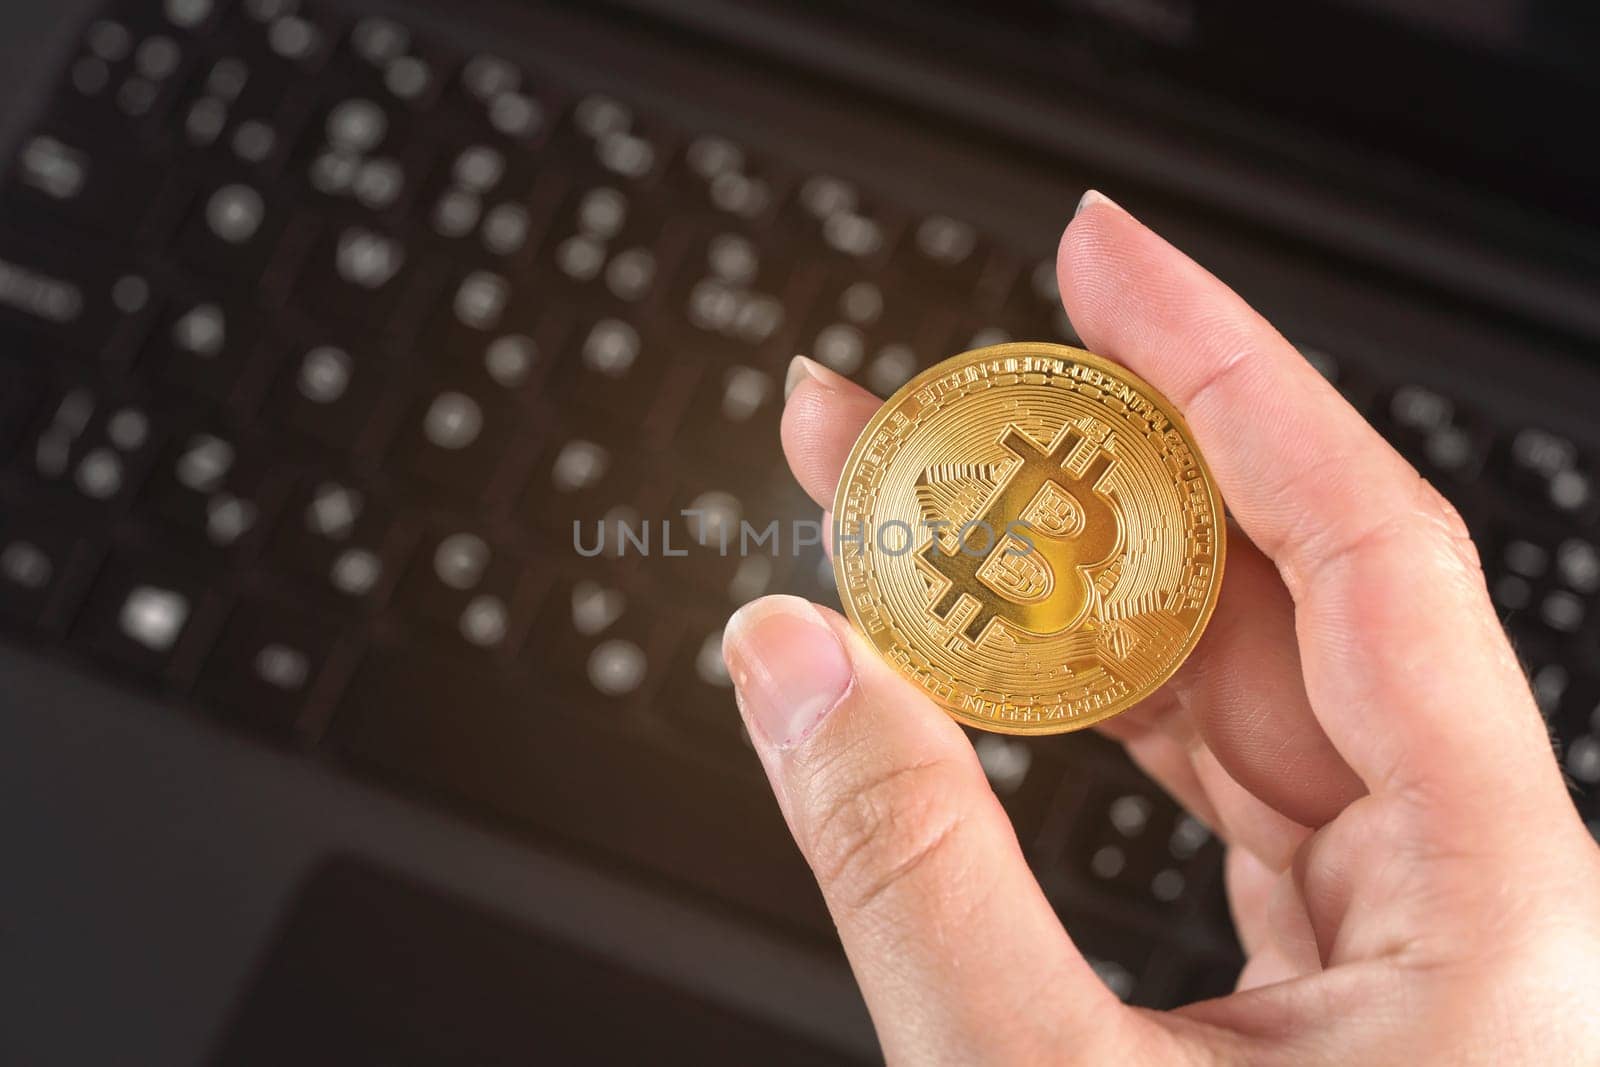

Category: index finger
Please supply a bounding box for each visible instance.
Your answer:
[1059,193,1561,818]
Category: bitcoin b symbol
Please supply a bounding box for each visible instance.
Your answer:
[919,425,1121,643]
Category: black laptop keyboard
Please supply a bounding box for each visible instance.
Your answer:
[1,0,1597,1012]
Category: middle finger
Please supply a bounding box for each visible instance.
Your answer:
[780,357,1365,865]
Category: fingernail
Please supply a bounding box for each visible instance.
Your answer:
[1075,188,1118,217]
[784,355,822,401]
[784,354,858,401]
[723,595,853,750]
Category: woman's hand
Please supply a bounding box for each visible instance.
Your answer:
[721,192,1600,1064]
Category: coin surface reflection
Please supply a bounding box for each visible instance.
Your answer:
[832,342,1226,735]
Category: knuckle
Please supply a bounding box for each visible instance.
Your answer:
[804,757,972,913]
[1410,477,1484,577]
[1298,472,1484,597]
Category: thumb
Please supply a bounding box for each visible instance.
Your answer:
[722,595,1145,1063]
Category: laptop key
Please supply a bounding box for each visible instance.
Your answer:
[173,39,324,176]
[336,15,455,112]
[264,331,404,454]
[296,89,432,221]
[665,228,797,365]
[197,596,346,740]
[0,513,104,636]
[560,94,675,188]
[1512,636,1572,721]
[785,174,902,268]
[71,550,221,683]
[669,133,792,225]
[416,271,562,394]
[1488,523,1598,637]
[3,126,170,242]
[51,0,222,144]
[392,374,526,499]
[799,271,941,397]
[446,53,562,150]
[656,481,783,606]
[266,477,407,609]
[20,380,164,511]
[1378,384,1488,485]
[226,0,341,74]
[520,432,668,549]
[895,213,996,297]
[1546,668,1600,775]
[120,0,228,37]
[416,266,544,373]
[171,177,293,283]
[1495,427,1597,524]
[671,360,782,467]
[417,142,551,265]
[544,314,677,428]
[395,525,536,663]
[1488,523,1550,616]
[292,221,435,336]
[139,428,282,559]
[536,182,672,312]
[1062,781,1221,917]
[0,228,158,363]
[1554,537,1600,597]
[527,573,663,715]
[142,294,262,404]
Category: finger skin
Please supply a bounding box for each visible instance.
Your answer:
[1104,534,1365,862]
[748,208,1600,1065]
[783,369,1366,863]
[782,368,881,511]
[1059,197,1568,826]
[1226,845,1276,960]
[722,595,1157,1063]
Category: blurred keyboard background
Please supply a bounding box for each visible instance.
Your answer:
[0,0,1596,1015]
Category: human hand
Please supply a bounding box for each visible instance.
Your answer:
[721,193,1600,1064]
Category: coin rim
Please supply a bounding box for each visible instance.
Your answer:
[829,341,1228,736]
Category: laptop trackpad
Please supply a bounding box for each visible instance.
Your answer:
[212,855,848,1065]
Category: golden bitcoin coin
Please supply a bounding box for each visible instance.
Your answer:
[831,342,1225,735]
